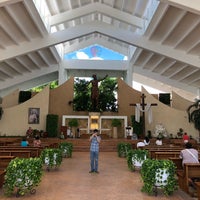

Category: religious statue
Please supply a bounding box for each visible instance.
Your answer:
[89,74,108,111]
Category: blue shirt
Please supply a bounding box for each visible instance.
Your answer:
[90,136,101,152]
[21,141,28,147]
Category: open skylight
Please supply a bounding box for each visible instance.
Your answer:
[64,45,127,60]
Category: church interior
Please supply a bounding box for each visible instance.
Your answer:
[0,0,200,199]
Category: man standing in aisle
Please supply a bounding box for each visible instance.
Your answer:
[89,129,101,173]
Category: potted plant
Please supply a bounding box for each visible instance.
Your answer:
[40,148,62,171]
[68,119,79,138]
[59,142,73,158]
[117,142,132,157]
[141,159,178,196]
[3,157,43,197]
[111,119,121,139]
[127,149,149,171]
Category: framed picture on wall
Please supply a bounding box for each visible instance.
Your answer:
[28,108,40,124]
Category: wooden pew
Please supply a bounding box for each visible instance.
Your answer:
[155,151,180,160]
[0,150,31,158]
[0,156,15,170]
[149,149,181,159]
[0,146,41,157]
[0,170,6,188]
[177,163,200,195]
[194,182,200,200]
[169,157,183,171]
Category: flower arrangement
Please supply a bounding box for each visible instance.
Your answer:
[59,142,73,158]
[127,149,148,171]
[117,142,132,157]
[3,157,43,197]
[154,123,167,138]
[40,148,62,171]
[141,159,178,196]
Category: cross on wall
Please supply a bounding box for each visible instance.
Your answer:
[130,93,157,138]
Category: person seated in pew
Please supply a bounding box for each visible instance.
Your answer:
[21,137,29,147]
[143,136,150,145]
[26,127,33,138]
[183,132,189,144]
[137,141,145,148]
[180,142,199,167]
[155,137,162,145]
[33,136,41,147]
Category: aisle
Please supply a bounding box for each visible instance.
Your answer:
[0,152,195,200]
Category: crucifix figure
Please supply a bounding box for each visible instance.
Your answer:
[130,93,157,138]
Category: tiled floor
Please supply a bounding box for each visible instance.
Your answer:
[0,152,196,200]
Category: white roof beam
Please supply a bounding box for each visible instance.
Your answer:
[0,65,58,90]
[4,60,22,74]
[38,50,50,66]
[140,52,154,68]
[160,0,200,15]
[0,68,13,78]
[151,57,165,71]
[187,41,200,54]
[50,2,144,29]
[161,11,186,44]
[49,46,62,63]
[129,48,143,64]
[160,61,177,75]
[15,57,32,72]
[64,37,128,56]
[144,2,169,37]
[4,5,30,41]
[188,76,200,85]
[1,21,200,69]
[27,54,40,69]
[0,71,58,97]
[178,68,199,81]
[168,64,187,78]
[174,18,200,48]
[63,59,127,70]
[23,0,49,36]
[66,69,124,79]
[0,23,18,45]
[134,66,197,94]
[0,0,22,7]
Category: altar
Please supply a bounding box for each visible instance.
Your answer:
[62,113,128,138]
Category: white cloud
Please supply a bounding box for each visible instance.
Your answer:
[76,52,89,59]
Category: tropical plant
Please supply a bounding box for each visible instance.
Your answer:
[111,118,122,127]
[98,78,118,112]
[187,100,200,137]
[72,77,118,112]
[0,107,3,120]
[141,159,178,196]
[40,148,62,171]
[29,80,58,92]
[127,149,149,171]
[3,157,43,197]
[68,118,79,127]
[131,115,143,138]
[117,142,132,157]
[73,78,90,111]
[46,114,59,137]
[59,142,73,158]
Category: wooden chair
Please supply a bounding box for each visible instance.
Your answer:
[177,163,200,195]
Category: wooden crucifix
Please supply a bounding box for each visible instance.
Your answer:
[130,93,157,138]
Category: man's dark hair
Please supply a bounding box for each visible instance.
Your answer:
[185,142,192,149]
[93,129,98,133]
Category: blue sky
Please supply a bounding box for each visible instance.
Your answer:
[64,44,164,93]
[64,45,127,60]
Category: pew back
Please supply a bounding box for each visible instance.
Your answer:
[177,163,200,194]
